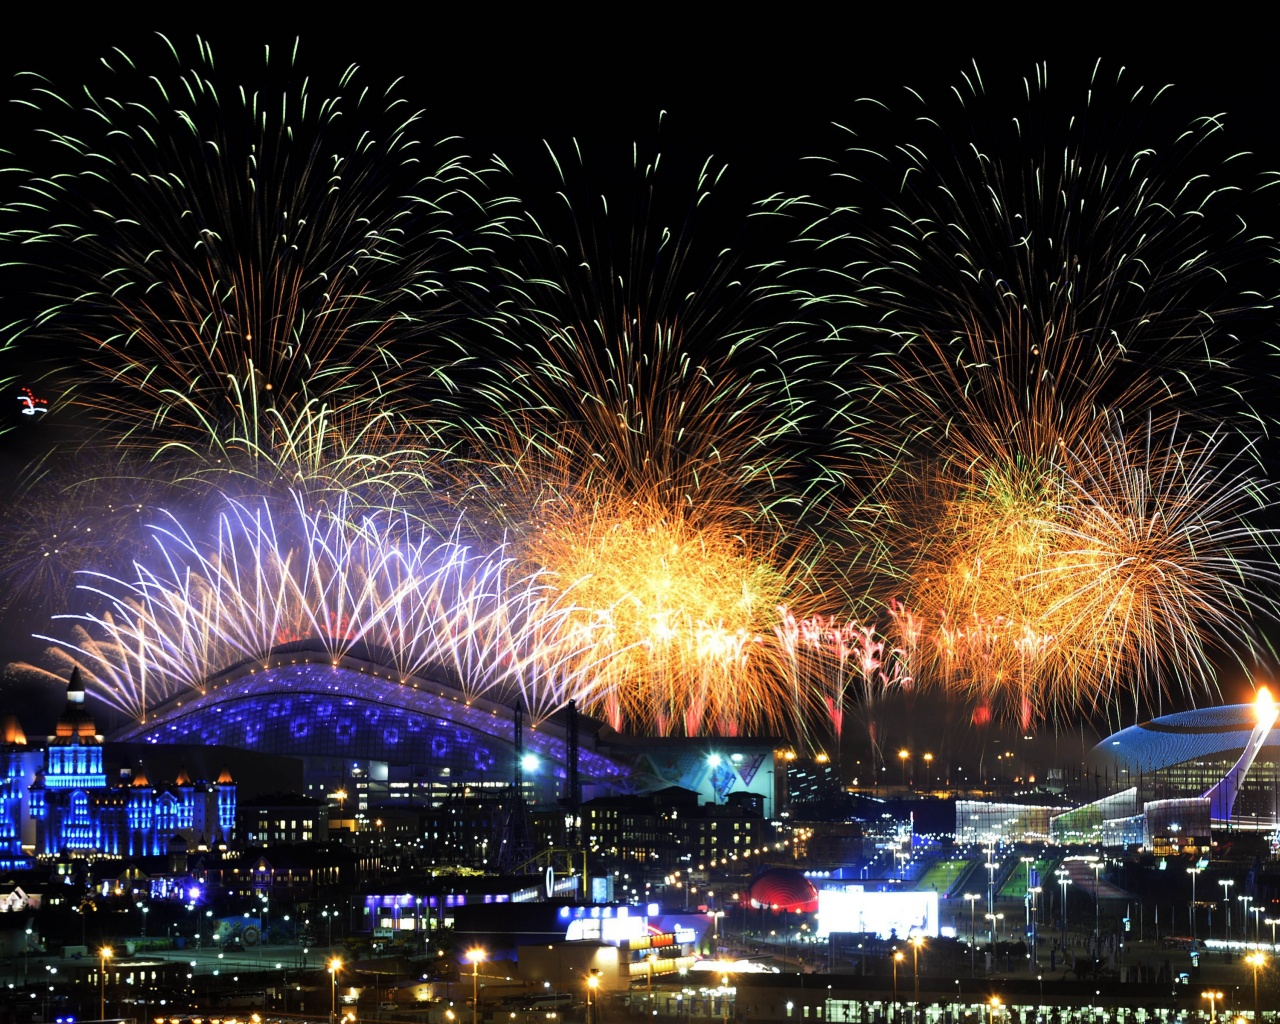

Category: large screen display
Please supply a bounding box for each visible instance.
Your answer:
[814,888,939,940]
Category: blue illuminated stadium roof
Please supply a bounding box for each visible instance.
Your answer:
[110,655,629,785]
[1089,704,1277,773]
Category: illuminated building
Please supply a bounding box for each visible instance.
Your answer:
[0,715,40,869]
[956,691,1280,848]
[25,671,236,858]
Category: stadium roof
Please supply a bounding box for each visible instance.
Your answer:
[1089,704,1274,774]
[110,653,630,786]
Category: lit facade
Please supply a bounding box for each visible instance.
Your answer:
[1090,695,1280,831]
[25,671,236,859]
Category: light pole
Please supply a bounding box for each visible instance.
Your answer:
[923,753,934,789]
[1090,860,1102,943]
[1220,880,1236,941]
[964,894,980,977]
[910,935,923,1024]
[1188,867,1202,941]
[587,969,600,1024]
[1203,989,1224,1024]
[1252,906,1264,944]
[1056,871,1072,940]
[892,950,904,1024]
[1019,857,1034,946]
[1027,887,1041,972]
[899,750,910,788]
[99,946,113,1021]
[984,845,997,919]
[467,948,486,1024]
[1268,918,1280,947]
[329,957,343,1024]
[1246,952,1266,1022]
[985,913,1004,950]
[987,996,1001,1024]
[1240,895,1254,944]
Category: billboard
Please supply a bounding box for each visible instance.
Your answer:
[814,888,938,940]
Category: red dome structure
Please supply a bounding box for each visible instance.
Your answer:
[744,868,819,914]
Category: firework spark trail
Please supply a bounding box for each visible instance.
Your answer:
[516,488,808,734]
[23,492,610,725]
[774,608,911,764]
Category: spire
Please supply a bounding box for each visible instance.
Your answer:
[67,666,85,705]
[54,667,98,741]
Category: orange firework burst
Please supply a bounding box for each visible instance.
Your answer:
[454,126,841,737]
[519,488,801,735]
[891,417,1278,727]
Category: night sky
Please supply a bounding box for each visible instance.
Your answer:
[1,19,1278,775]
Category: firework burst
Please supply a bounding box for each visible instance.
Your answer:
[24,491,605,725]
[1,34,507,478]
[450,127,854,735]
[770,61,1279,723]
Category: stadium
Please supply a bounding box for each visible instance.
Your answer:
[1086,689,1280,833]
[107,649,782,817]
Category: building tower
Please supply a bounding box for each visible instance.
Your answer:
[0,715,33,869]
[497,700,533,872]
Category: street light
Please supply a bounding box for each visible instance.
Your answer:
[1246,952,1266,1022]
[587,969,600,1024]
[1056,870,1072,939]
[99,946,113,1021]
[1027,887,1041,973]
[963,894,980,977]
[1188,867,1203,941]
[1239,895,1254,944]
[1221,880,1236,941]
[985,912,1004,949]
[899,749,910,787]
[910,935,924,1024]
[329,957,343,1024]
[1203,990,1225,1024]
[892,950,905,1024]
[923,753,934,789]
[987,996,1001,1024]
[467,948,486,1024]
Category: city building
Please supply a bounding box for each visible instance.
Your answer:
[13,671,237,860]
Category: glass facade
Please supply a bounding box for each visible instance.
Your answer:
[1092,704,1280,829]
[954,801,1070,844]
